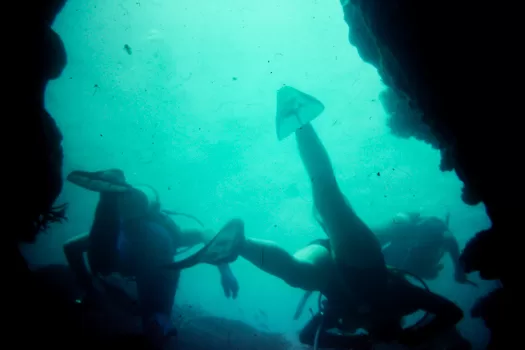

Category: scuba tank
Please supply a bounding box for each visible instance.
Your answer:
[87,183,206,276]
[130,184,206,254]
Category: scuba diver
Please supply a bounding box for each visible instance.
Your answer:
[172,86,464,349]
[292,211,476,347]
[294,211,475,319]
[375,211,474,284]
[63,169,243,348]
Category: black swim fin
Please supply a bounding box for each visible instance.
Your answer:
[67,169,132,193]
[165,218,245,270]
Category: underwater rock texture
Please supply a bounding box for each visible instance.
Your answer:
[340,0,519,347]
[172,304,303,350]
[12,0,68,244]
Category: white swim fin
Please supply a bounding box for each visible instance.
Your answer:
[275,86,325,141]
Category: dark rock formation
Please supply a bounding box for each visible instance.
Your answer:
[8,1,152,349]
[13,0,67,245]
[471,288,510,350]
[340,0,519,347]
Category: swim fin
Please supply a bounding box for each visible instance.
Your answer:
[165,218,245,270]
[67,169,132,193]
[275,86,325,141]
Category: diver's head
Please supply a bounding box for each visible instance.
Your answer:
[392,212,421,225]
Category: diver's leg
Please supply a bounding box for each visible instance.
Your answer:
[135,224,179,346]
[240,239,334,292]
[398,281,463,346]
[295,124,384,270]
[136,268,180,347]
[63,232,93,289]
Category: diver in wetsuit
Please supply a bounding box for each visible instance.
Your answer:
[292,210,475,346]
[63,169,240,348]
[236,87,464,348]
[376,211,472,283]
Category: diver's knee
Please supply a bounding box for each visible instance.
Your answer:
[64,233,89,253]
[63,238,79,257]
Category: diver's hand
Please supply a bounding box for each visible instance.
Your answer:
[455,270,478,287]
[218,264,239,299]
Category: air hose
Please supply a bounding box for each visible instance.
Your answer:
[162,209,205,255]
[162,209,205,228]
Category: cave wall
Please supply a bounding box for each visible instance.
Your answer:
[12,0,68,244]
[340,0,520,347]
[340,0,519,280]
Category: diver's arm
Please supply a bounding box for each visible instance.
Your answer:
[400,284,463,346]
[443,232,467,282]
[63,233,93,289]
[444,232,477,286]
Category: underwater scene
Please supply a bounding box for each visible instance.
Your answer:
[22,1,498,349]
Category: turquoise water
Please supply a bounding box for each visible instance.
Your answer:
[30,0,491,346]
